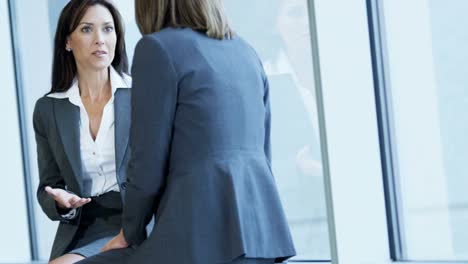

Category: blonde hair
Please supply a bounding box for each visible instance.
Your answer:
[135,0,233,39]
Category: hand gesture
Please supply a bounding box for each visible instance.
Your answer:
[45,186,91,209]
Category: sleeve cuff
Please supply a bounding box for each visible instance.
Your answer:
[60,208,77,219]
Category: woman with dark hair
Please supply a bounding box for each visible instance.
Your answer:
[33,0,131,263]
[80,0,296,264]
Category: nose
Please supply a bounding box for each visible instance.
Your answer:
[94,31,105,45]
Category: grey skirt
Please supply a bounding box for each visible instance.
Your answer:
[68,236,115,258]
[66,191,122,258]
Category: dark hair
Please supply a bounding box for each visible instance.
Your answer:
[135,0,233,40]
[50,0,128,93]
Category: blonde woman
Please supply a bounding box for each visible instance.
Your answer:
[79,0,295,263]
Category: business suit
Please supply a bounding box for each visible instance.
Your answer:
[33,88,131,260]
[80,28,296,264]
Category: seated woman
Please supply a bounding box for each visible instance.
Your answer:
[33,0,131,263]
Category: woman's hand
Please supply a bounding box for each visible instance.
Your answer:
[101,229,129,252]
[45,186,91,209]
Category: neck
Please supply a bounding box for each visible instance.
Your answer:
[76,66,111,103]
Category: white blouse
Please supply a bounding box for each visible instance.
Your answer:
[48,66,131,197]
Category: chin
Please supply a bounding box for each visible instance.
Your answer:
[90,62,111,71]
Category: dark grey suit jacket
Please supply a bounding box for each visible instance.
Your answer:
[120,28,296,264]
[33,89,131,260]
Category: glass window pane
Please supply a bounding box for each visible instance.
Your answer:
[378,0,468,260]
[225,0,330,260]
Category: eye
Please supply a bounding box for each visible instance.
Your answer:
[81,26,92,33]
[104,26,114,33]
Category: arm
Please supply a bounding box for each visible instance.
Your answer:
[248,44,273,168]
[33,99,70,221]
[122,35,178,246]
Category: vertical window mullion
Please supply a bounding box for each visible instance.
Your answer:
[312,0,392,263]
[7,0,39,260]
[366,0,406,260]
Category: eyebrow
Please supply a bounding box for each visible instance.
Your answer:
[79,21,114,26]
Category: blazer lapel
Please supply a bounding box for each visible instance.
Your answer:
[114,89,131,174]
[53,99,83,191]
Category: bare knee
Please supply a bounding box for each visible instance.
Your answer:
[49,253,85,264]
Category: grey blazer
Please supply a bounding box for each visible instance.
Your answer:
[32,89,131,260]
[120,28,296,264]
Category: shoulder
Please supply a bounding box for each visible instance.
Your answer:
[136,29,178,52]
[137,28,201,53]
[233,34,263,65]
[33,96,54,125]
[133,31,180,74]
[149,27,195,42]
[134,33,167,58]
[34,96,54,113]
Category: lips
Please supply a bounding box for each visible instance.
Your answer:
[92,50,107,56]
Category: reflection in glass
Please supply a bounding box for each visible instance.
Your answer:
[226,0,330,260]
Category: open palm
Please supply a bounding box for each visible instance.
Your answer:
[45,186,91,209]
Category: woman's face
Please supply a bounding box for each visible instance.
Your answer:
[66,4,117,72]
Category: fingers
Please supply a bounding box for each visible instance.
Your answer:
[58,197,91,210]
[70,197,92,209]
[45,187,91,209]
[68,195,80,205]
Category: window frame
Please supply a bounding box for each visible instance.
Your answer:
[313,0,468,263]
